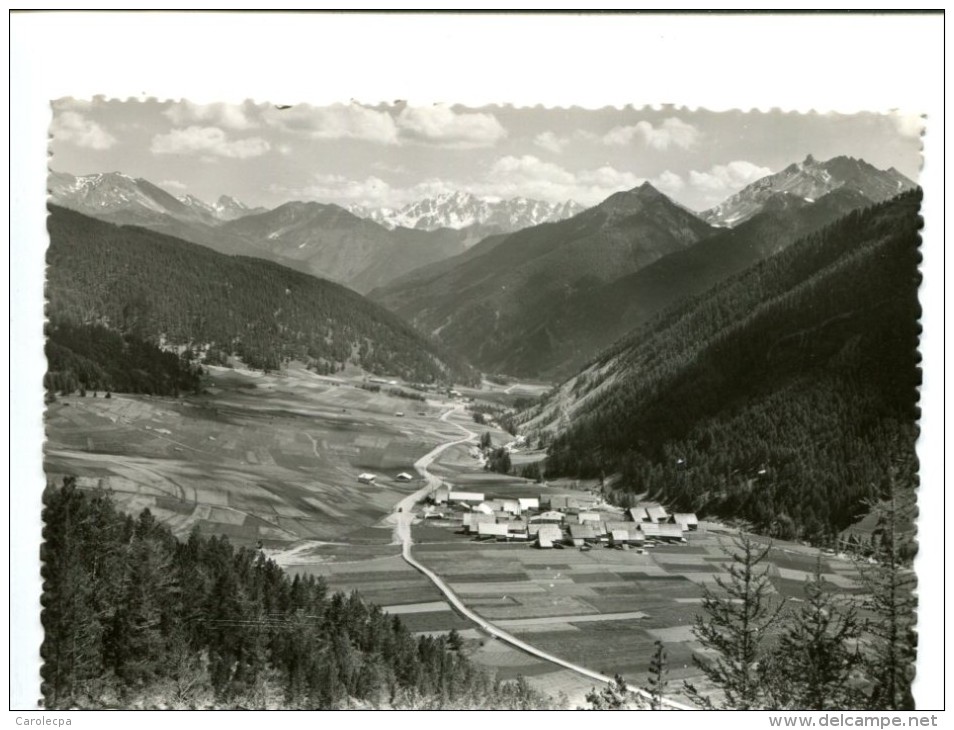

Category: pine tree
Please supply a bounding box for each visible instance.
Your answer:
[762,561,864,709]
[684,534,785,709]
[857,471,917,710]
[585,674,644,709]
[644,640,669,710]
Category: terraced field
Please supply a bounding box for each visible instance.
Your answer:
[44,365,462,546]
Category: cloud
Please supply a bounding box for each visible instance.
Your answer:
[533,131,568,154]
[266,104,398,144]
[150,126,270,159]
[652,170,686,194]
[478,155,642,205]
[50,111,117,150]
[688,160,772,194]
[287,155,649,209]
[159,179,188,191]
[284,174,455,209]
[164,101,261,130]
[265,103,506,148]
[396,106,506,148]
[604,117,701,150]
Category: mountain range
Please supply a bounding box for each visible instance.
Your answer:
[48,173,577,293]
[348,191,584,231]
[371,182,717,375]
[372,156,914,377]
[49,156,918,380]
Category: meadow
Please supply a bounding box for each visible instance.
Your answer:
[44,363,868,708]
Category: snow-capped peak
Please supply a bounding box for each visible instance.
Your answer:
[352,192,585,232]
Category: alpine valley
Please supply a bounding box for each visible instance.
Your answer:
[42,146,922,712]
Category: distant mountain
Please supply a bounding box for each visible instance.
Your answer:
[48,172,489,293]
[525,190,921,542]
[351,191,585,232]
[371,182,717,375]
[46,205,478,385]
[177,193,267,222]
[219,201,486,293]
[702,155,916,227]
[506,186,875,378]
[49,171,264,225]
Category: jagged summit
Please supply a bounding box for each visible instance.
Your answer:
[350,191,584,232]
[703,155,916,228]
[49,170,264,224]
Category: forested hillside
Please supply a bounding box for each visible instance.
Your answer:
[44,320,203,397]
[372,183,716,376]
[534,191,921,543]
[472,187,873,378]
[46,205,477,385]
[41,479,554,709]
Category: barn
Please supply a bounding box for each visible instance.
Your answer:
[477,522,510,541]
[536,524,563,549]
[671,512,699,531]
[449,490,485,503]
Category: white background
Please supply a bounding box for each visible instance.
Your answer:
[7,10,947,722]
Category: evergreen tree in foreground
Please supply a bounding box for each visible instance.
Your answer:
[684,535,785,709]
[761,562,864,709]
[857,471,918,710]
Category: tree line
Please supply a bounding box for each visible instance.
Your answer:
[44,320,203,398]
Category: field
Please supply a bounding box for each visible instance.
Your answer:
[44,364,463,546]
[44,364,869,708]
[410,523,867,705]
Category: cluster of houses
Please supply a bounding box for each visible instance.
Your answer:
[428,487,698,549]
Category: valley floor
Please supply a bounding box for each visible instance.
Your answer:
[44,364,868,709]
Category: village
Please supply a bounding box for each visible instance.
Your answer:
[420,486,699,550]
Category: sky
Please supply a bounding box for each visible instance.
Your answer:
[49,99,923,213]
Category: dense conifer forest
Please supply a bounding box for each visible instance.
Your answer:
[41,479,554,709]
[540,191,921,543]
[45,205,478,385]
[44,320,203,397]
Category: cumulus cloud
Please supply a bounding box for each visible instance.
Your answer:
[395,105,506,148]
[477,155,642,205]
[604,117,701,151]
[50,111,117,150]
[688,160,772,194]
[533,131,569,154]
[651,170,686,194]
[264,103,506,148]
[267,104,399,144]
[287,155,652,209]
[164,101,261,130]
[150,126,270,159]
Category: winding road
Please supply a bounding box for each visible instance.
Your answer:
[393,406,693,710]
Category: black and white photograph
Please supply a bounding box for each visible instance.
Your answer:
[10,11,944,719]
